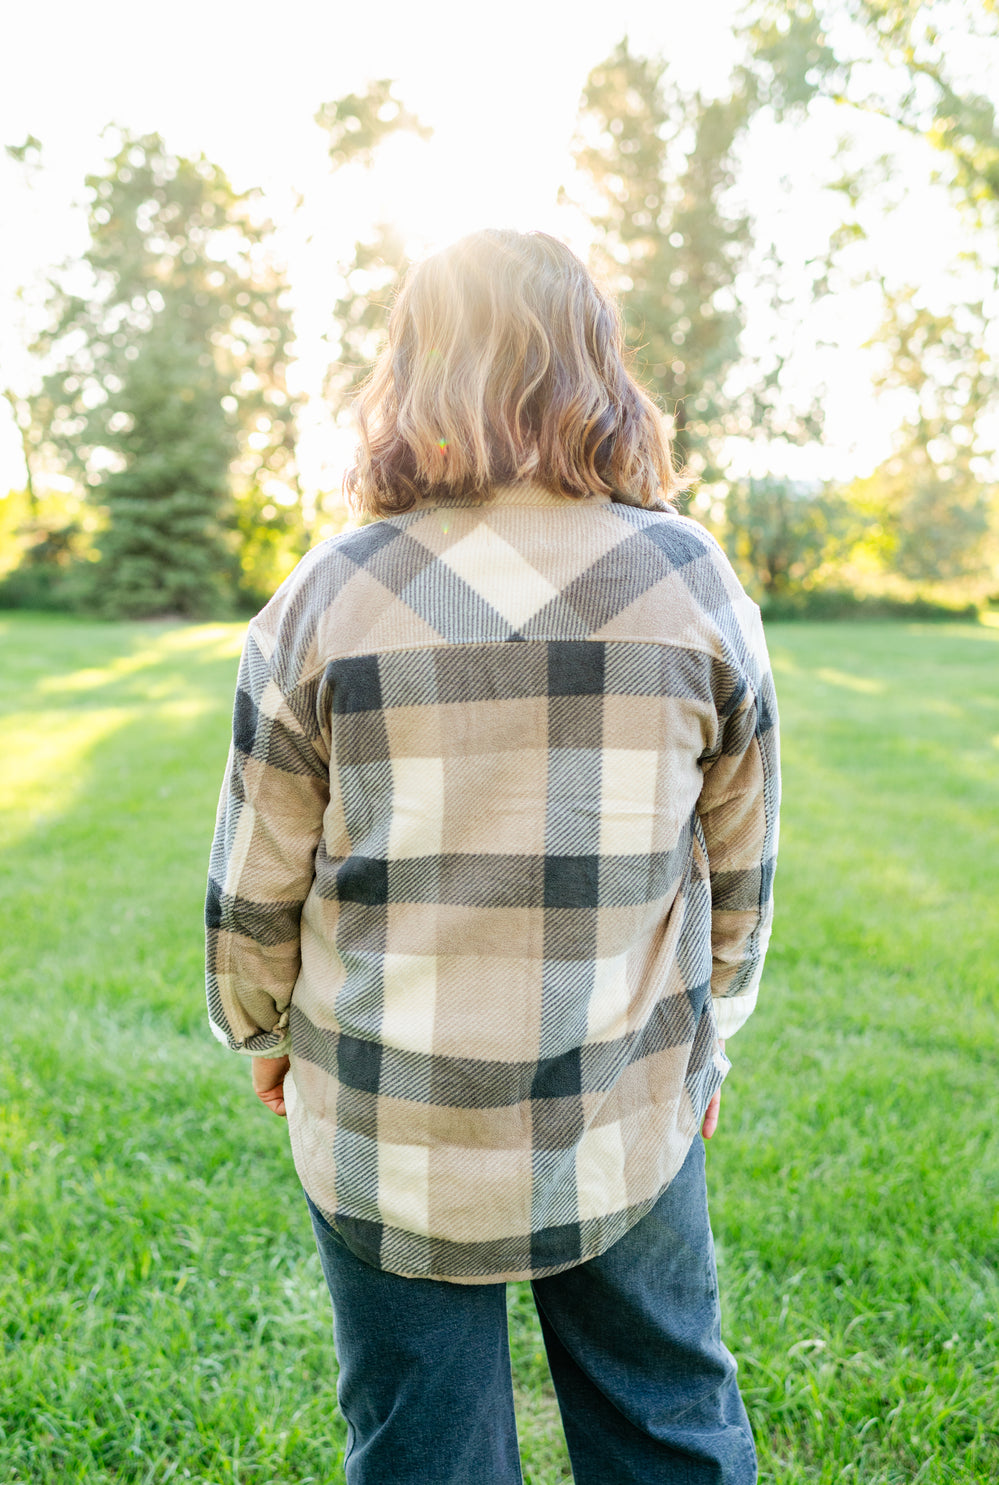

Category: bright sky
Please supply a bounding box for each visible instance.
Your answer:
[0,0,989,498]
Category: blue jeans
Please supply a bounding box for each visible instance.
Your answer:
[306,1137,756,1484]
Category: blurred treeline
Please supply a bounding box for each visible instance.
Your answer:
[2,1,997,620]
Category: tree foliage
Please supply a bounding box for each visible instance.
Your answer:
[742,0,999,591]
[565,38,827,492]
[314,84,430,424]
[724,476,859,598]
[752,0,999,215]
[3,135,46,513]
[566,41,753,483]
[8,34,997,616]
[28,129,299,617]
[855,287,998,583]
[324,222,409,418]
[315,80,432,171]
[850,455,996,587]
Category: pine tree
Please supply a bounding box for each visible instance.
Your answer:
[31,130,299,617]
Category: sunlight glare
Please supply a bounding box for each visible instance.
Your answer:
[363,127,582,261]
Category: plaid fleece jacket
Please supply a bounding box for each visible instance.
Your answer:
[207,484,779,1283]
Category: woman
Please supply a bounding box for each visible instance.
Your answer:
[207,228,778,1484]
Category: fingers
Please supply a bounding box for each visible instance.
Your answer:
[251,1055,290,1117]
[702,1038,726,1139]
[254,1083,287,1117]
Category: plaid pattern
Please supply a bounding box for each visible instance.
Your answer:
[207,484,779,1282]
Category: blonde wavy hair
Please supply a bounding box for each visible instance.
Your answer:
[345,229,687,516]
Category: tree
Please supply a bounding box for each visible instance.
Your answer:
[2,387,39,515]
[745,0,999,224]
[313,83,431,426]
[855,287,997,585]
[0,134,97,609]
[742,0,999,590]
[724,476,858,598]
[3,135,46,515]
[564,41,754,484]
[324,222,409,418]
[28,129,299,617]
[315,79,432,171]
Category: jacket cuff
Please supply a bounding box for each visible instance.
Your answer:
[712,988,759,1039]
[235,1031,292,1058]
[210,1007,292,1057]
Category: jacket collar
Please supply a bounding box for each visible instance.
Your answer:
[412,480,656,512]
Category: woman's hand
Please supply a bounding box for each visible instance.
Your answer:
[702,1039,726,1140]
[252,1055,291,1117]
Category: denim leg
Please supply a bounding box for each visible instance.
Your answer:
[531,1138,757,1485]
[305,1195,523,1485]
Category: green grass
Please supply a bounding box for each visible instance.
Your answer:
[1,612,997,1483]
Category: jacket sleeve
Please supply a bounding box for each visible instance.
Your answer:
[205,621,330,1057]
[697,604,780,1039]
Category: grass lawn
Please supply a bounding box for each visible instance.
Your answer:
[0,611,996,1483]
